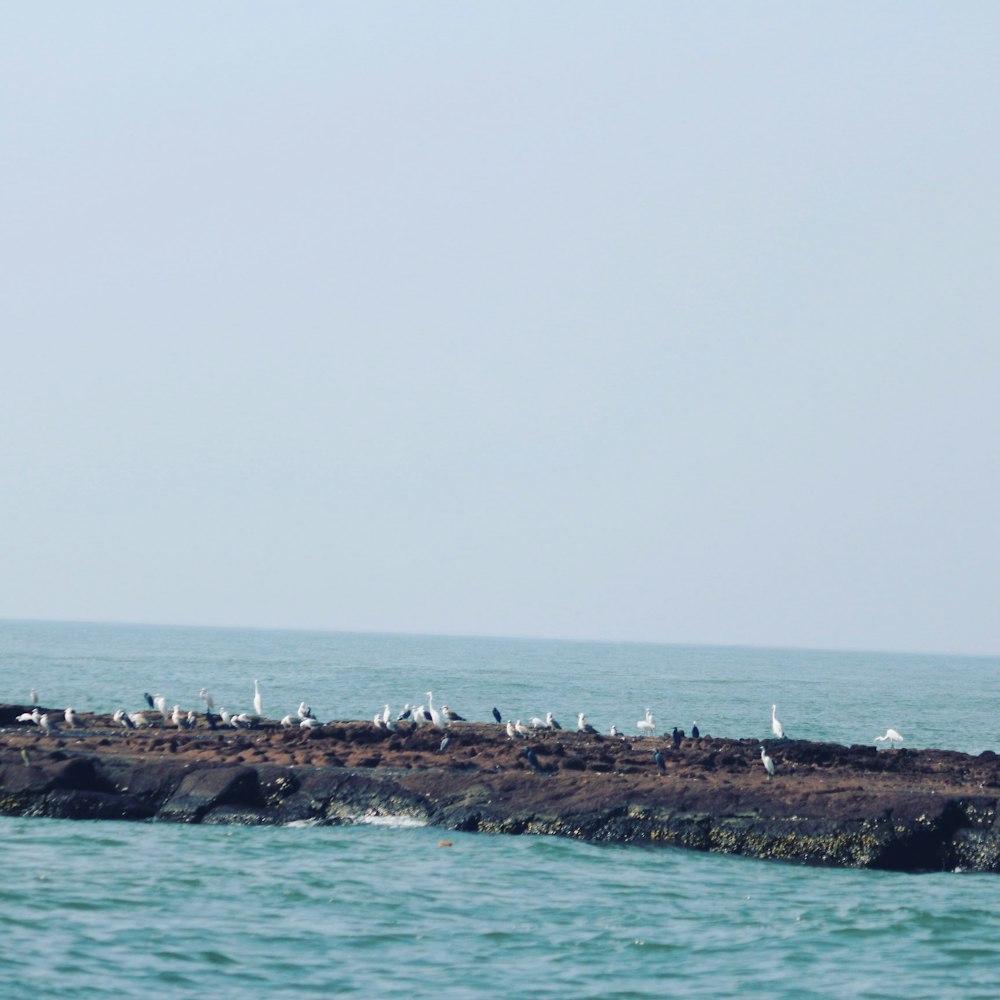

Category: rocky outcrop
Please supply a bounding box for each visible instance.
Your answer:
[2,706,999,872]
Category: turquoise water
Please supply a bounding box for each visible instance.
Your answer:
[2,620,1000,998]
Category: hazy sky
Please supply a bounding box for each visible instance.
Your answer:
[3,2,999,654]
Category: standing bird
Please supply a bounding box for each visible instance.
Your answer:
[199,688,215,712]
[637,709,656,736]
[253,680,262,719]
[441,705,465,723]
[577,713,597,734]
[438,735,451,753]
[39,713,57,736]
[691,722,700,739]
[492,707,503,725]
[771,704,786,740]
[506,720,519,740]
[425,692,443,729]
[545,712,562,731]
[514,720,531,738]
[64,707,79,728]
[143,692,155,709]
[30,688,39,706]
[652,748,666,774]
[873,729,904,748]
[609,723,621,737]
[671,727,683,749]
[760,745,775,779]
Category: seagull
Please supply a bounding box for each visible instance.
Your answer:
[652,748,666,773]
[219,707,231,726]
[171,705,184,728]
[771,704,786,740]
[609,723,621,737]
[253,680,262,718]
[128,712,150,728]
[39,713,57,735]
[297,702,315,721]
[64,707,79,727]
[280,714,296,729]
[529,717,548,729]
[441,705,465,723]
[874,728,904,748]
[545,712,562,730]
[506,720,518,740]
[396,705,412,722]
[492,707,503,724]
[300,716,320,730]
[577,713,597,734]
[16,709,41,725]
[760,745,775,778]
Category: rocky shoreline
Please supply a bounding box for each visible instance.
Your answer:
[2,704,999,872]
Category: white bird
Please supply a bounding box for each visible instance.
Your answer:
[609,723,621,737]
[153,694,167,720]
[297,702,314,721]
[441,705,465,723]
[771,704,786,740]
[280,714,296,729]
[300,716,320,730]
[637,709,656,736]
[373,712,386,729]
[529,717,548,729]
[382,704,392,725]
[64,707,79,727]
[171,705,184,728]
[219,707,231,726]
[425,692,443,729]
[186,710,197,728]
[545,712,562,730]
[506,720,518,740]
[760,745,775,778]
[253,679,262,718]
[874,728,904,748]
[128,712,150,728]
[514,720,531,737]
[577,713,597,734]
[39,713,56,735]
[199,688,215,712]
[16,709,41,725]
[30,688,38,706]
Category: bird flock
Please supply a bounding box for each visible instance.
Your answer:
[12,687,905,780]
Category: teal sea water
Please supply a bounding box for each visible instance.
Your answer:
[2,620,1000,998]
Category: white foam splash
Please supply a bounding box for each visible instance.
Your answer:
[352,814,428,828]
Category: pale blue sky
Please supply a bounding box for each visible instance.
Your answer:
[2,2,999,653]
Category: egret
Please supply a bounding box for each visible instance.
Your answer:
[771,704,786,740]
[199,689,215,712]
[760,745,775,778]
[253,680,262,718]
[425,692,443,729]
[153,694,167,720]
[637,709,656,736]
[382,704,392,725]
[874,729,904,748]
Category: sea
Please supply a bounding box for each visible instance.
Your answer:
[2,619,999,999]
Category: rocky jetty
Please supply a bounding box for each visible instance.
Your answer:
[2,704,999,872]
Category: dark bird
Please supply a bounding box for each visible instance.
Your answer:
[671,727,683,749]
[492,707,502,724]
[522,747,548,773]
[438,735,451,753]
[691,722,700,739]
[143,692,154,710]
[652,748,666,773]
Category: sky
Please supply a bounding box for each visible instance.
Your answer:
[2,2,999,654]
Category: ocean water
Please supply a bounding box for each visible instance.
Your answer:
[2,620,1000,998]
